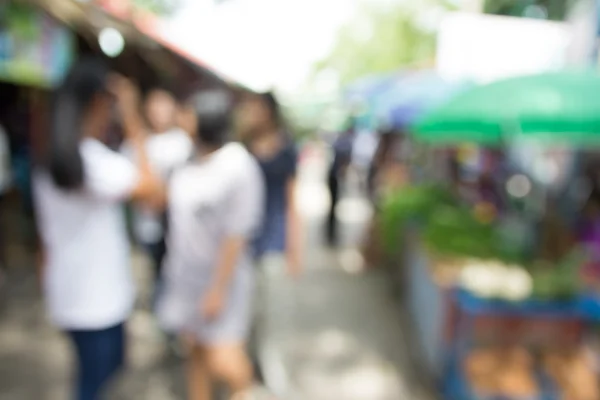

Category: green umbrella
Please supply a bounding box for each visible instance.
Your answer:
[413,71,600,146]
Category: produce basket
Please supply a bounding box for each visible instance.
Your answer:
[446,344,599,400]
[537,346,600,400]
[444,348,554,400]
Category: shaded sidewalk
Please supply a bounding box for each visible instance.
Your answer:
[256,246,435,400]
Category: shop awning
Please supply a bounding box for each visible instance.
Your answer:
[29,0,250,96]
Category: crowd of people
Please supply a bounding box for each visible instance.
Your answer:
[21,51,409,400]
[32,57,302,400]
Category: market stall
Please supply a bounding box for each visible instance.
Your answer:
[380,70,600,400]
[0,2,74,228]
[0,0,243,262]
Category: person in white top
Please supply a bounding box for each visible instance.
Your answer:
[33,58,163,400]
[121,88,194,306]
[157,96,265,400]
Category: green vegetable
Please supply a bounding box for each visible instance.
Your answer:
[380,184,456,252]
[529,249,584,300]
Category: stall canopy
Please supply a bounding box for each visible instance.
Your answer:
[344,70,471,131]
[413,70,600,146]
[372,71,473,130]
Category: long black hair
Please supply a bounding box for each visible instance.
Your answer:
[49,57,111,189]
[260,91,284,128]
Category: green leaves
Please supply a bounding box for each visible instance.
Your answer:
[4,3,39,41]
[483,0,570,20]
[379,183,527,263]
[379,184,455,252]
[313,2,444,86]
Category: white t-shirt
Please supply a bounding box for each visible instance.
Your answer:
[122,128,194,244]
[0,124,12,194]
[165,142,264,287]
[33,138,139,330]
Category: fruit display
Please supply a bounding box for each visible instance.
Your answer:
[542,348,599,400]
[463,346,539,399]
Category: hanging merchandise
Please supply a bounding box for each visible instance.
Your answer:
[0,3,74,87]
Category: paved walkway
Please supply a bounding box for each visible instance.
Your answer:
[255,216,434,400]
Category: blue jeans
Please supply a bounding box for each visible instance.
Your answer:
[67,323,125,400]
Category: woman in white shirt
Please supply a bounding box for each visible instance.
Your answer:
[33,58,163,400]
[157,95,264,400]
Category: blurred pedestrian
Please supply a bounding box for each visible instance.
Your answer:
[362,128,407,268]
[121,87,194,309]
[327,121,356,246]
[235,92,301,385]
[157,98,264,400]
[0,117,10,285]
[176,98,199,142]
[351,124,379,194]
[33,58,163,400]
[237,92,302,276]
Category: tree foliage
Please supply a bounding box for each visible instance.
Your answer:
[131,0,180,16]
[483,0,573,20]
[313,2,453,86]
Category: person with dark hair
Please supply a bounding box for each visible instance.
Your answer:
[121,87,193,310]
[33,58,163,400]
[237,92,302,275]
[367,127,393,201]
[157,93,264,400]
[235,92,301,385]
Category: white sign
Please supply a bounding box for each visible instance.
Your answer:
[565,0,597,65]
[436,12,570,84]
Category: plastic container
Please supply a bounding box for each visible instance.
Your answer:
[453,290,585,351]
[456,289,582,317]
[578,292,600,321]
